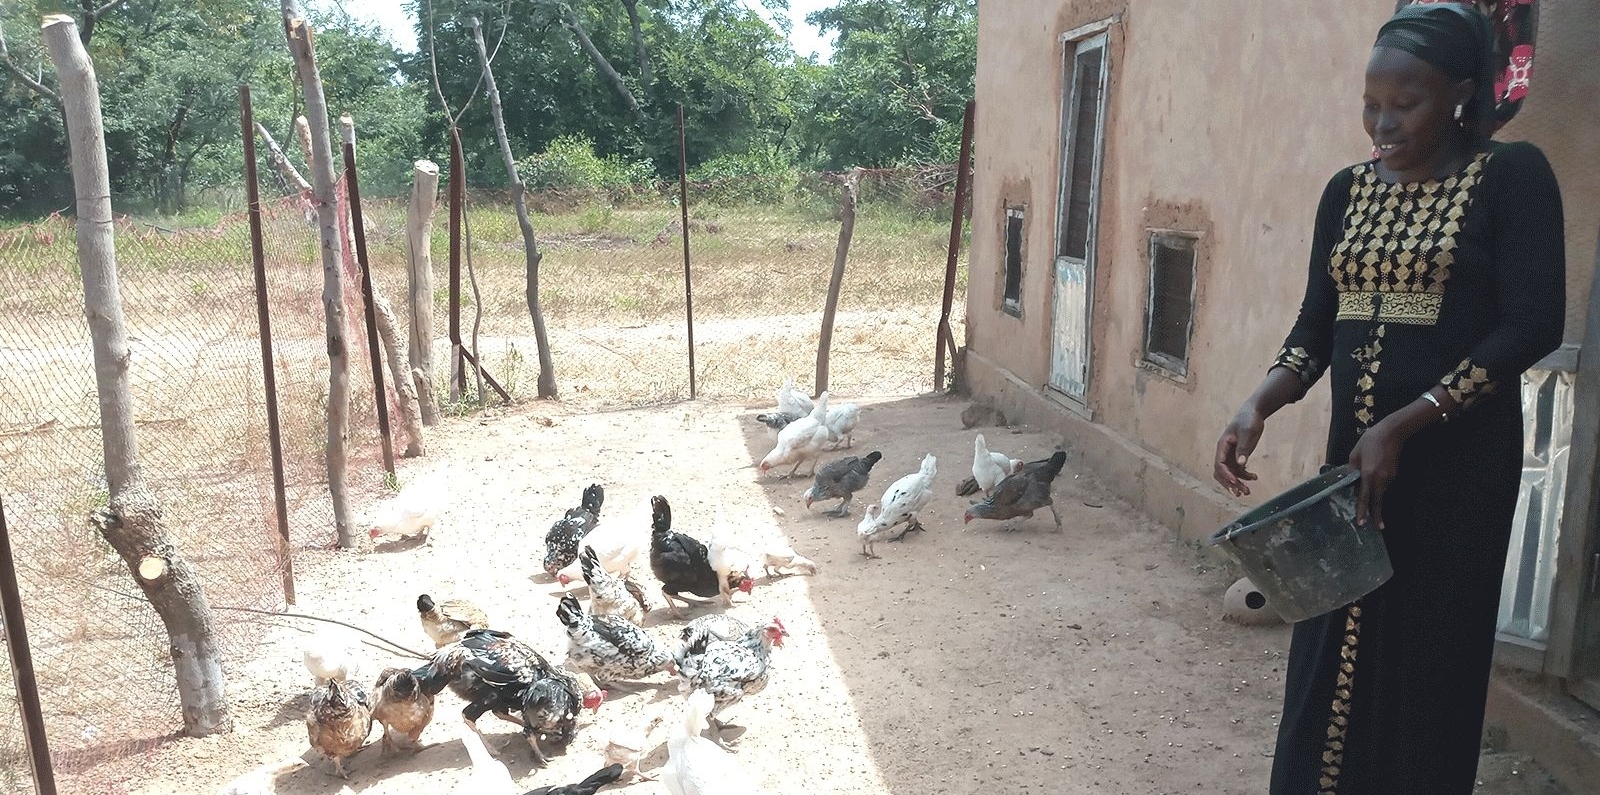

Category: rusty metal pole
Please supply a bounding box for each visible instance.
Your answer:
[448,129,466,400]
[677,105,697,399]
[341,122,396,479]
[936,99,977,393]
[240,84,296,606]
[0,494,58,795]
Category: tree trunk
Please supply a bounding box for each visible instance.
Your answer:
[560,8,645,121]
[339,116,425,457]
[254,121,310,191]
[41,13,232,737]
[620,0,651,85]
[816,168,862,396]
[407,159,441,425]
[471,16,557,399]
[281,3,355,548]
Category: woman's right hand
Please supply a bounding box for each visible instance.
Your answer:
[1214,405,1265,497]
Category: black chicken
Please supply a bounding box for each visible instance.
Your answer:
[523,763,625,795]
[647,495,721,618]
[543,484,606,577]
[413,628,600,766]
[963,451,1070,530]
[803,451,882,517]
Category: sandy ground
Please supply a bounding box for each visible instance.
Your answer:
[122,394,1569,795]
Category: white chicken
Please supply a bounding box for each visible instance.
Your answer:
[761,541,818,577]
[856,454,937,558]
[556,496,651,587]
[366,471,449,543]
[604,712,665,782]
[775,377,813,417]
[453,721,517,795]
[758,392,831,478]
[301,634,360,686]
[823,401,860,449]
[967,433,1023,498]
[706,508,757,607]
[662,689,762,795]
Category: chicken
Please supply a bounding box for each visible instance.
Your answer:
[677,618,789,751]
[649,495,749,617]
[705,508,760,607]
[956,433,1025,497]
[662,689,762,795]
[823,401,861,449]
[519,666,604,766]
[757,392,832,478]
[673,615,750,676]
[555,497,652,587]
[775,377,813,417]
[856,454,937,558]
[557,593,675,686]
[603,713,665,782]
[803,451,882,517]
[372,667,434,754]
[412,628,566,754]
[305,678,373,779]
[964,451,1070,531]
[453,720,517,795]
[760,542,818,578]
[579,545,649,625]
[544,484,606,577]
[525,764,627,795]
[754,411,798,439]
[418,593,491,648]
[366,473,448,543]
[302,634,359,686]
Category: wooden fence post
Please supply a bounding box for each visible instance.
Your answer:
[815,167,862,396]
[0,494,57,793]
[937,99,977,392]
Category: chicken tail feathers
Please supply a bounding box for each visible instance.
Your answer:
[955,476,979,496]
[581,484,605,514]
[556,594,585,630]
[570,763,625,794]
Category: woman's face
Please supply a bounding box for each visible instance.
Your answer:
[1363,46,1471,179]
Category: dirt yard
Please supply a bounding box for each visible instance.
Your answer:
[126,394,1566,795]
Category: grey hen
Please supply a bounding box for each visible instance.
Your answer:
[962,451,1069,530]
[802,451,882,517]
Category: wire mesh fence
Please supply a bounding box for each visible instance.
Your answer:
[0,130,966,791]
[0,196,395,792]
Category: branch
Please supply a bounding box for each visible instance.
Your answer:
[0,23,63,109]
[78,0,134,46]
[560,6,644,120]
[620,0,650,85]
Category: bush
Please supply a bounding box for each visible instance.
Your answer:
[516,135,655,198]
[688,146,799,206]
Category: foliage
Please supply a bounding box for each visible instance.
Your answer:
[516,134,654,193]
[688,145,798,205]
[0,0,976,218]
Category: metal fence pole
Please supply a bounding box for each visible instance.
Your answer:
[341,120,396,479]
[240,84,296,606]
[677,104,697,399]
[448,129,466,401]
[0,494,57,795]
[936,99,977,392]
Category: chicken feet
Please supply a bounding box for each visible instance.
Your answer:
[824,497,853,518]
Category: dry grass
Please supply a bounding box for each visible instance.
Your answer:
[0,186,967,793]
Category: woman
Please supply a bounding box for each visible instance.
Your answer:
[1212,4,1565,794]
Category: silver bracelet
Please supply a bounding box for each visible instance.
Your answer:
[1421,391,1449,423]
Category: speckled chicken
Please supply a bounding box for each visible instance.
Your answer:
[519,666,605,766]
[417,593,490,648]
[803,451,882,517]
[676,618,788,752]
[856,453,937,558]
[754,411,798,439]
[648,495,734,617]
[544,484,606,577]
[372,667,434,754]
[412,628,601,766]
[305,678,373,778]
[579,545,649,625]
[673,614,750,675]
[557,594,674,686]
[964,451,1070,531]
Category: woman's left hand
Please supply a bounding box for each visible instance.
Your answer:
[1348,418,1408,530]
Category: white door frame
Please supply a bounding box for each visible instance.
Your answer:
[1048,30,1110,402]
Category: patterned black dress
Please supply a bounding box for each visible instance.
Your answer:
[1267,141,1565,795]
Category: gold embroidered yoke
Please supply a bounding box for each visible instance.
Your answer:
[1269,142,1566,438]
